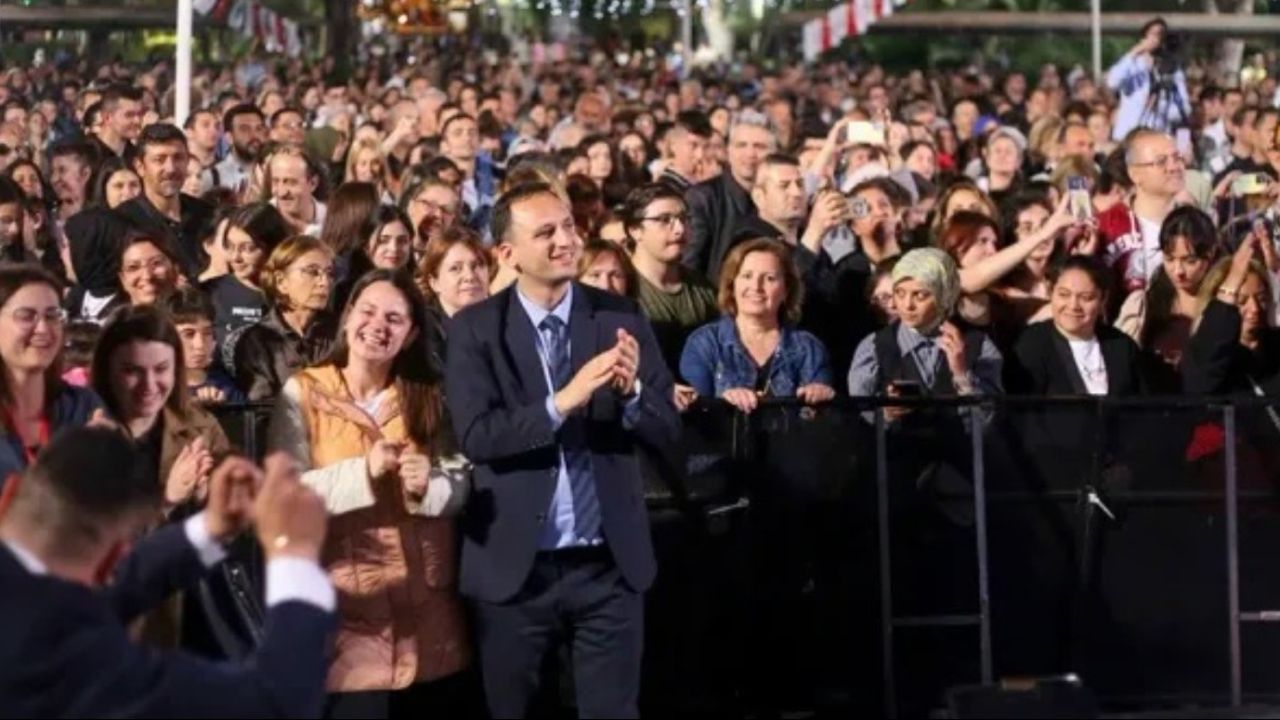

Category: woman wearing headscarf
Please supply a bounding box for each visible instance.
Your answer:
[846,248,1005,707]
[847,247,1003,406]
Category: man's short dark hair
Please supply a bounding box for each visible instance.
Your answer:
[621,183,686,233]
[270,106,304,128]
[99,83,143,113]
[850,176,909,209]
[492,181,560,245]
[165,286,216,325]
[50,140,98,170]
[17,426,158,557]
[222,103,264,132]
[673,110,712,139]
[182,108,216,131]
[440,112,476,138]
[1201,85,1224,104]
[134,123,187,159]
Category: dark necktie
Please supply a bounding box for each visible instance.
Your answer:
[539,315,602,542]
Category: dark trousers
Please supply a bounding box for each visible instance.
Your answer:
[473,546,644,719]
[324,668,484,719]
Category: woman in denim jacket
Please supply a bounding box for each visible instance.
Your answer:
[680,238,836,413]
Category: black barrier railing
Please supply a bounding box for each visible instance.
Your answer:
[209,396,1280,714]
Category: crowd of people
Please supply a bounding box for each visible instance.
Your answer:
[0,16,1279,717]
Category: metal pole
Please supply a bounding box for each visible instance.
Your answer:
[971,406,993,685]
[681,0,694,77]
[875,408,897,718]
[1225,405,1242,707]
[175,0,194,126]
[1090,0,1102,80]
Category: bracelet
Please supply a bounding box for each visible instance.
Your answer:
[1217,286,1239,299]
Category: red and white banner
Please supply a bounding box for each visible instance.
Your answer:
[803,0,908,62]
[208,0,303,57]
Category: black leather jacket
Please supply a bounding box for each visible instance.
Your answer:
[232,307,337,402]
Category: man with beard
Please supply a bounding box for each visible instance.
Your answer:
[215,104,267,195]
[115,123,215,282]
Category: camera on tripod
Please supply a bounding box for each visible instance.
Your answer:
[1153,32,1186,79]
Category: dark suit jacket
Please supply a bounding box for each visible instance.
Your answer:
[445,283,680,604]
[1005,321,1146,483]
[0,522,334,718]
[683,169,756,285]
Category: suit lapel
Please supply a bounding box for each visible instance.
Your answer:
[1100,333,1127,396]
[1050,328,1089,395]
[502,288,553,402]
[569,283,599,376]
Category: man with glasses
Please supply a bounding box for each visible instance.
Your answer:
[1099,128,1189,293]
[401,176,461,256]
[624,184,718,382]
[269,107,307,148]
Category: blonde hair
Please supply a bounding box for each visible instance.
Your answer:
[1028,115,1065,163]
[343,138,386,185]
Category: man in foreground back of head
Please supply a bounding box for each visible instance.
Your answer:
[0,426,335,718]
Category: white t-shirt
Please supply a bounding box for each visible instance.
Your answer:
[1135,214,1163,284]
[1068,337,1109,396]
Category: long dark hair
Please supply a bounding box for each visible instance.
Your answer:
[91,304,191,429]
[320,181,380,257]
[0,265,66,406]
[1142,206,1219,349]
[347,204,416,283]
[87,156,139,210]
[326,269,453,456]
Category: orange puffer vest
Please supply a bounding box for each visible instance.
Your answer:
[293,365,470,692]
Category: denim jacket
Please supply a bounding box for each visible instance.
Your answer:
[680,316,833,398]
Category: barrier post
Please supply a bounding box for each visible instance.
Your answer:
[875,407,897,717]
[971,404,993,684]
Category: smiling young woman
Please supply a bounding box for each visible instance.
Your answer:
[267,269,474,710]
[0,265,103,484]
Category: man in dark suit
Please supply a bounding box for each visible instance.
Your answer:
[682,110,775,284]
[0,427,335,718]
[446,182,680,718]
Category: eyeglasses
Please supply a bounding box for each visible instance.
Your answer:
[6,307,67,328]
[412,196,458,217]
[640,212,689,229]
[122,257,172,275]
[292,264,335,281]
[1129,154,1186,169]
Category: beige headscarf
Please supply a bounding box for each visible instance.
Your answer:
[891,248,961,334]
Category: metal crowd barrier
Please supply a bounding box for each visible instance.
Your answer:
[210,395,1280,714]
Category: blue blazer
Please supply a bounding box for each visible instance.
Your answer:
[0,522,335,718]
[445,283,680,603]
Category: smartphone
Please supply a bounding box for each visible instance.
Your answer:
[848,195,872,220]
[1067,176,1092,222]
[1175,128,1193,160]
[845,120,884,147]
[1232,173,1271,197]
[890,380,923,398]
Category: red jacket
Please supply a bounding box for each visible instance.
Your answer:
[1096,202,1150,295]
